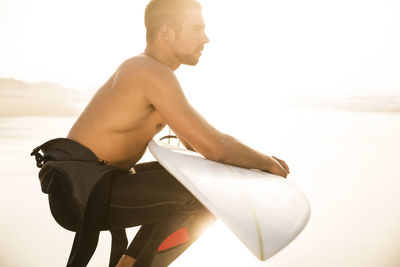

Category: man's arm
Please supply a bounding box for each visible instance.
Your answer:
[139,62,289,177]
[176,135,195,151]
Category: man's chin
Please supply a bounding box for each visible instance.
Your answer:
[183,59,199,66]
[176,53,200,66]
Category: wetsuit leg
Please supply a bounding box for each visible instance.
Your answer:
[104,161,216,267]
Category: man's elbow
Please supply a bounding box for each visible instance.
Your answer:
[204,148,224,162]
[202,134,233,163]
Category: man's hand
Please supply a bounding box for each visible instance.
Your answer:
[267,156,290,178]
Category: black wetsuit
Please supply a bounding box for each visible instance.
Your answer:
[32,138,216,267]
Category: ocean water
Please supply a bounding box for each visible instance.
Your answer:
[1,103,400,266]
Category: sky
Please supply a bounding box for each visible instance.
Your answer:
[0,0,399,98]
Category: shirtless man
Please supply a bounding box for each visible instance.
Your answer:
[66,0,289,266]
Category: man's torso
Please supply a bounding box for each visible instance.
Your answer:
[67,55,168,170]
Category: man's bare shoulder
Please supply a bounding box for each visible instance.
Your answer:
[112,55,182,105]
[117,55,176,83]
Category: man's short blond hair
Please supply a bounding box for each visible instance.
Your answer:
[145,0,202,44]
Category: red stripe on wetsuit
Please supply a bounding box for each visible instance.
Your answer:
[158,227,190,252]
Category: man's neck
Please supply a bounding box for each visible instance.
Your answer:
[144,45,181,71]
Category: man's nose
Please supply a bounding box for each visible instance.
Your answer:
[201,31,210,44]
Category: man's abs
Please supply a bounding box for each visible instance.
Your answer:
[68,128,151,170]
[68,113,165,170]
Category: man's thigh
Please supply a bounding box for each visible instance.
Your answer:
[104,162,196,229]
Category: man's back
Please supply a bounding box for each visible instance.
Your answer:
[68,55,168,170]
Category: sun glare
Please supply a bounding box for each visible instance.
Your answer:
[1,0,399,96]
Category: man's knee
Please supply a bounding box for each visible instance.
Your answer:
[175,195,207,216]
[183,198,216,226]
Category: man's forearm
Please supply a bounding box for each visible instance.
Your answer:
[178,132,287,177]
[218,135,271,171]
[212,134,288,177]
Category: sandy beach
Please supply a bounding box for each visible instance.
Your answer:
[1,104,400,267]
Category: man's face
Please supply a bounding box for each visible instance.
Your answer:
[172,8,209,66]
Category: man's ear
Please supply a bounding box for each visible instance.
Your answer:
[159,25,175,42]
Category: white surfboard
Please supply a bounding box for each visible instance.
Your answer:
[148,140,311,261]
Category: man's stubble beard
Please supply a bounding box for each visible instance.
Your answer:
[173,51,199,66]
[173,44,203,66]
